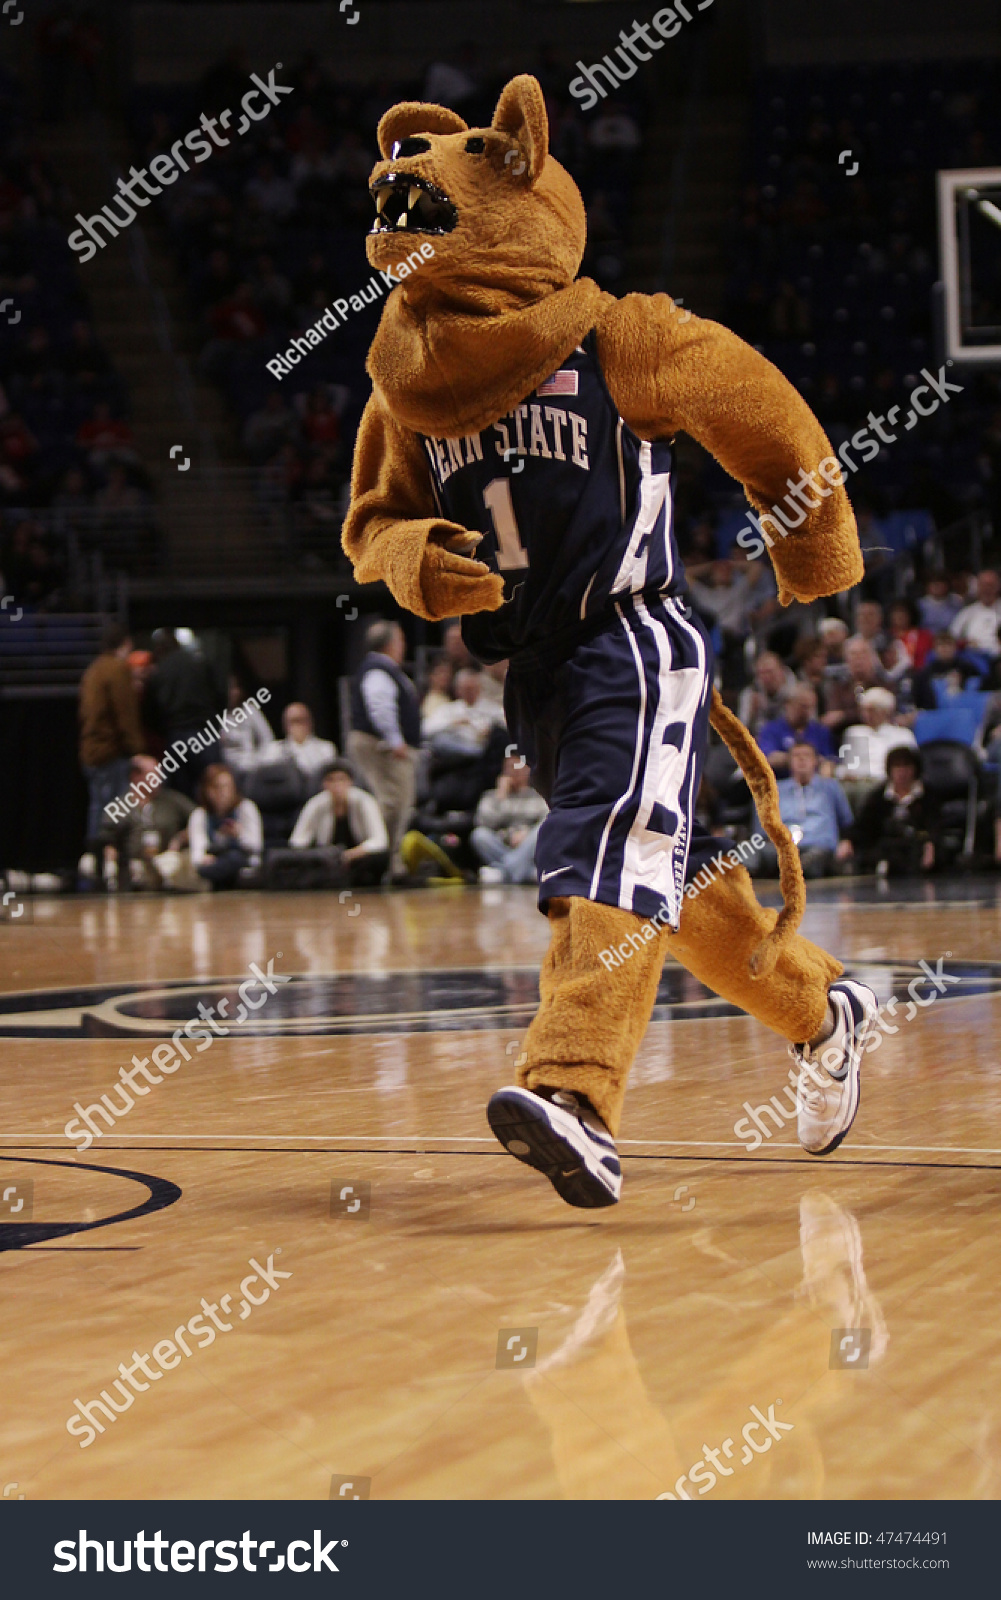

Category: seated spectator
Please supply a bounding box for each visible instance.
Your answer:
[688,556,770,688]
[912,632,985,709]
[220,673,276,772]
[62,320,112,389]
[853,599,887,654]
[951,569,1001,658]
[189,764,263,889]
[737,650,796,732]
[288,759,389,886]
[838,687,918,784]
[75,402,138,470]
[757,685,836,774]
[123,756,195,888]
[423,667,506,758]
[242,393,301,463]
[752,741,854,879]
[852,746,939,876]
[817,616,849,666]
[886,599,933,672]
[261,702,336,784]
[919,573,962,634]
[420,656,454,726]
[244,161,296,220]
[471,755,548,884]
[823,638,887,735]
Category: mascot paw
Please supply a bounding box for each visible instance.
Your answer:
[420,529,506,619]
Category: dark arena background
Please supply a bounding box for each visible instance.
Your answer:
[2,0,1001,1584]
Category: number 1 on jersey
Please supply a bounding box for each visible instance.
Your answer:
[483,477,529,570]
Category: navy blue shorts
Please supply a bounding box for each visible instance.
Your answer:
[505,593,721,928]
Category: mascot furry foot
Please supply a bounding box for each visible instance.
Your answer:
[342,73,873,1209]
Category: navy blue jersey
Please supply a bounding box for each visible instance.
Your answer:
[417,330,687,663]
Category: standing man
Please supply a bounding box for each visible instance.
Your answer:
[78,620,144,879]
[146,627,223,798]
[348,619,420,877]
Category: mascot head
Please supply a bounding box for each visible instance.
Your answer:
[366,74,587,305]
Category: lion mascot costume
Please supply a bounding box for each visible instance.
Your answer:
[342,74,877,1208]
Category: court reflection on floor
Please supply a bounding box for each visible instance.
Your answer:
[521,1192,887,1500]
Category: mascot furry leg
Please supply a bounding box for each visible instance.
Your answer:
[492,689,862,1206]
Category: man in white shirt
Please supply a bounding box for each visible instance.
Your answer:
[423,668,507,755]
[950,569,1001,657]
[290,761,389,886]
[838,687,918,795]
[262,703,337,785]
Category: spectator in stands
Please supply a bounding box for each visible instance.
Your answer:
[348,619,421,875]
[1,519,62,608]
[839,687,918,785]
[471,755,548,884]
[688,555,769,688]
[289,759,389,886]
[752,741,854,880]
[146,627,223,797]
[853,599,887,654]
[220,673,276,772]
[243,393,300,463]
[919,573,963,634]
[737,650,796,733]
[75,402,138,470]
[423,44,482,111]
[757,684,837,774]
[123,755,194,889]
[200,284,269,380]
[424,667,506,758]
[62,320,112,390]
[264,702,336,783]
[852,746,939,877]
[420,656,454,727]
[886,599,934,673]
[189,764,263,889]
[95,463,148,551]
[912,632,985,709]
[78,621,144,881]
[822,637,886,734]
[951,569,1001,658]
[817,617,849,667]
[442,620,473,672]
[245,161,296,221]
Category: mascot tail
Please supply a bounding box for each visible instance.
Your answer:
[708,688,806,979]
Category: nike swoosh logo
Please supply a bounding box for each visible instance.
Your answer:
[539,867,573,883]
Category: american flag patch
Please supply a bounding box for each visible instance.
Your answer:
[537,369,579,397]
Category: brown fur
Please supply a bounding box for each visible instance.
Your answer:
[668,865,842,1045]
[516,896,669,1137]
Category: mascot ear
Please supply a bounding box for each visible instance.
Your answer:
[491,74,548,185]
[377,102,469,159]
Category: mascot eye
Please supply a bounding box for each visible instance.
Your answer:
[391,136,431,159]
[464,137,486,154]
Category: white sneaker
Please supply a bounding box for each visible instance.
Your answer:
[478,866,505,885]
[792,979,878,1156]
[486,1085,622,1208]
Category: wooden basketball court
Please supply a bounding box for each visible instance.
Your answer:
[1,879,999,1501]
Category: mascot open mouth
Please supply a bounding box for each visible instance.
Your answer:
[369,173,458,236]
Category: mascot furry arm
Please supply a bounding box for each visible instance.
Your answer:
[342,74,864,965]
